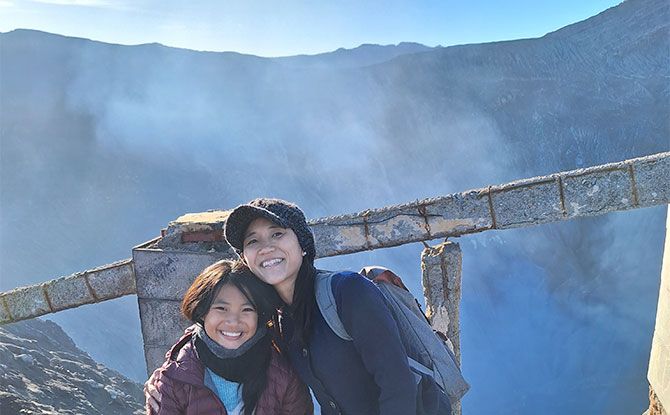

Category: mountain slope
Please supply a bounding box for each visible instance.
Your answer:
[0,318,144,414]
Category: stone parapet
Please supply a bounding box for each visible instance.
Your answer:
[312,190,493,256]
[154,211,234,252]
[421,241,464,415]
[0,259,135,325]
[133,247,230,301]
[139,299,192,373]
[132,241,234,374]
[421,241,463,363]
[314,152,668,255]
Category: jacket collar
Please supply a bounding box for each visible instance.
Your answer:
[163,328,206,386]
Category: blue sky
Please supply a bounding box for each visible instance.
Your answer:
[1,0,622,56]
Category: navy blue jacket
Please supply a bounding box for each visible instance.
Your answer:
[280,271,417,415]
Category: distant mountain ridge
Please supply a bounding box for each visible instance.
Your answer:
[274,42,434,68]
[1,28,433,68]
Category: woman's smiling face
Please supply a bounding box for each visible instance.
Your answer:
[203,283,258,349]
[242,217,304,304]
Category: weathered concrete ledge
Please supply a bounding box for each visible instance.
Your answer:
[0,259,135,325]
[421,242,463,364]
[132,243,232,371]
[311,152,668,256]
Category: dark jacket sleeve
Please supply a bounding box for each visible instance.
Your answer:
[335,273,417,415]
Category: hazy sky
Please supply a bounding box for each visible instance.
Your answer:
[1,0,622,56]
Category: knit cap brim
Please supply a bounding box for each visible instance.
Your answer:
[224,205,290,254]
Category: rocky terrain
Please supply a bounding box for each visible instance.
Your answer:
[0,318,144,414]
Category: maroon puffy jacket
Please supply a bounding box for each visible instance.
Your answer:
[152,330,313,415]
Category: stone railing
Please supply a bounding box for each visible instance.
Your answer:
[0,259,135,324]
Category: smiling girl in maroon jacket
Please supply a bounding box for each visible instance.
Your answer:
[149,259,313,415]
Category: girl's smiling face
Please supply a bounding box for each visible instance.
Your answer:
[203,283,258,349]
[242,217,304,304]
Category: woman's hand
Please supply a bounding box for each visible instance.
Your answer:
[143,377,162,414]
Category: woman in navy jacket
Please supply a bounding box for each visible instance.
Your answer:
[222,198,417,415]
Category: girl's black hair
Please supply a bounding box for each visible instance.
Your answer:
[181,260,280,414]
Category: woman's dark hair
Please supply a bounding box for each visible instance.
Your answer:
[288,252,317,347]
[181,259,280,414]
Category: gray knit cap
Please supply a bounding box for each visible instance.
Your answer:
[224,198,315,259]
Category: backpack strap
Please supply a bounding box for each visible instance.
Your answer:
[314,270,353,341]
[317,269,440,391]
[407,356,436,378]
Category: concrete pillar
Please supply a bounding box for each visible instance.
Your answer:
[421,240,463,415]
[648,209,670,414]
[132,213,235,375]
[133,240,230,375]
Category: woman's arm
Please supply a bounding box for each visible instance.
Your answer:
[145,370,185,415]
[280,369,314,415]
[336,273,417,415]
[144,369,162,414]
